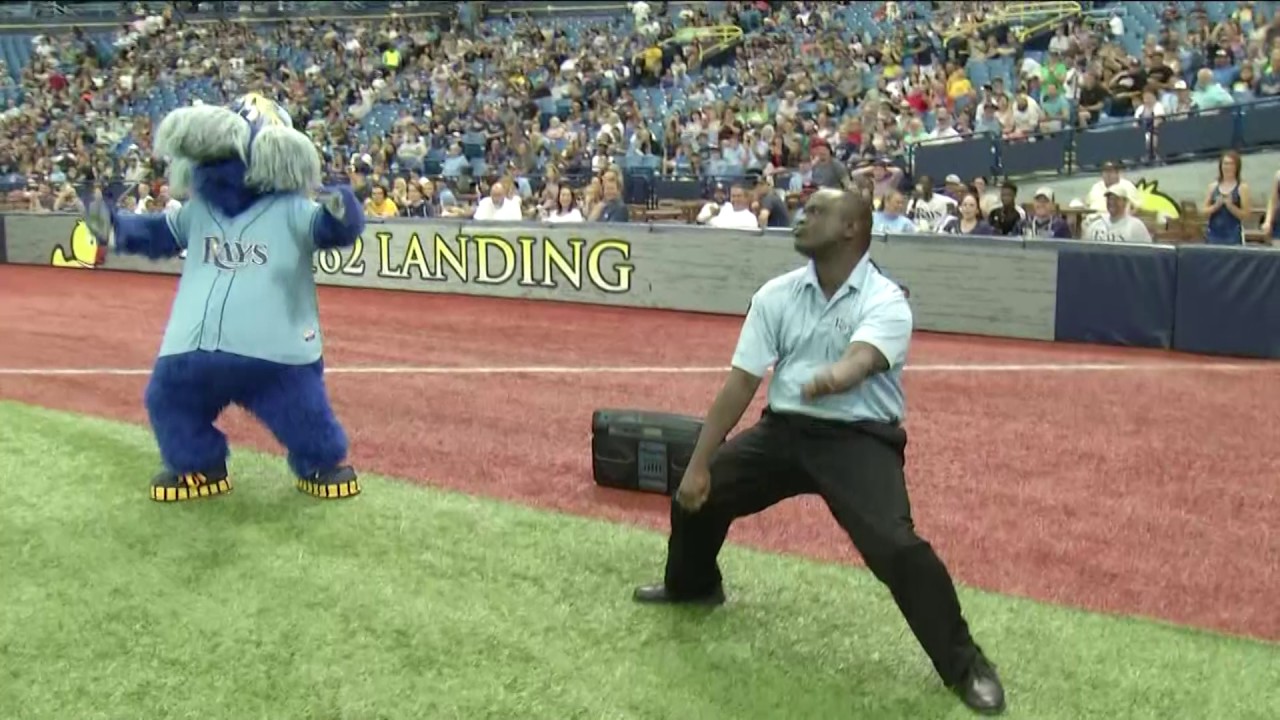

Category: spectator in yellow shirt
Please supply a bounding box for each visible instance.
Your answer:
[364,184,399,218]
[643,46,663,79]
[946,62,973,100]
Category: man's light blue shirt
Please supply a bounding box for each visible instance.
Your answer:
[730,253,911,423]
[160,194,327,365]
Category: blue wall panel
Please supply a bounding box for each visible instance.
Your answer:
[1054,244,1177,348]
[1173,246,1280,358]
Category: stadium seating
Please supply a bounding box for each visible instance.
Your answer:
[3,0,1280,209]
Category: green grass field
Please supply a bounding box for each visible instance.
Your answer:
[1,400,1277,720]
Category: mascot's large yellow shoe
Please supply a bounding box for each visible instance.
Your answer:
[150,467,233,502]
[295,465,361,499]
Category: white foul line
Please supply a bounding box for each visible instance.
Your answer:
[0,362,1274,377]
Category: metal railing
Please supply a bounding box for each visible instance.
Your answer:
[908,99,1280,183]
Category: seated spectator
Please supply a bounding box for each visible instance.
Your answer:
[808,139,848,189]
[971,176,1001,215]
[428,180,460,216]
[545,186,584,224]
[871,191,917,234]
[399,182,433,218]
[1193,67,1235,110]
[706,184,760,231]
[939,191,998,236]
[927,107,963,143]
[695,183,729,224]
[753,182,791,229]
[588,175,629,223]
[1256,48,1280,98]
[1165,79,1198,113]
[1086,162,1139,215]
[1135,89,1167,123]
[155,185,181,213]
[973,101,1003,136]
[390,177,410,209]
[1106,57,1144,118]
[364,184,399,219]
[1083,185,1153,243]
[987,182,1026,235]
[1008,93,1043,139]
[1015,188,1072,239]
[852,159,905,208]
[1037,83,1070,133]
[906,175,956,232]
[129,182,152,213]
[474,181,523,221]
[1208,47,1237,88]
[1076,72,1109,127]
[441,144,470,180]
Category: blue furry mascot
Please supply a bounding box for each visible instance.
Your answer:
[85,94,366,503]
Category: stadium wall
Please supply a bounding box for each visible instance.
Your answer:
[3,213,1279,358]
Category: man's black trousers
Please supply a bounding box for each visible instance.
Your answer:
[663,408,979,685]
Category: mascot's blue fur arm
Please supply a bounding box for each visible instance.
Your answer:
[312,185,365,250]
[112,209,184,260]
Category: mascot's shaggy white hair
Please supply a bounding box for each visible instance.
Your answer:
[153,98,322,199]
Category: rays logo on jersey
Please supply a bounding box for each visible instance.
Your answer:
[907,194,956,232]
[230,93,293,131]
[1087,224,1118,242]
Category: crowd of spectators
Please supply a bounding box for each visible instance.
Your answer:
[2,0,1279,240]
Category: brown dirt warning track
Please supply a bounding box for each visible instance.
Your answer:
[1,264,1278,642]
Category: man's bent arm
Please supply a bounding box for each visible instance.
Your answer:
[827,291,912,393]
[689,368,762,469]
[827,342,890,394]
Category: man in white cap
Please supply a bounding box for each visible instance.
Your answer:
[1015,187,1072,238]
[1084,184,1153,243]
[942,174,966,201]
[1084,161,1137,215]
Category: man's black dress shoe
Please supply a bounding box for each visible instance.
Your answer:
[951,653,1006,715]
[632,584,726,606]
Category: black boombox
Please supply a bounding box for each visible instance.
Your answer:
[591,409,704,495]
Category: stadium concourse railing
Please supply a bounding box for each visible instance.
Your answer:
[2,212,1278,359]
[908,98,1280,182]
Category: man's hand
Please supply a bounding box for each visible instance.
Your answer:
[803,343,891,400]
[802,367,841,400]
[674,463,712,512]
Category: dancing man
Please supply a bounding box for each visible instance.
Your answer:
[633,186,1007,715]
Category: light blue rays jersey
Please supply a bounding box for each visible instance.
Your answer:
[731,253,912,424]
[159,194,327,365]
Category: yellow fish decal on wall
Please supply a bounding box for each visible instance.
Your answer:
[1132,178,1181,220]
[50,219,104,269]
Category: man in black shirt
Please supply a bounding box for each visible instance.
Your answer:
[1107,57,1145,117]
[754,183,791,228]
[1145,49,1175,95]
[1077,72,1110,127]
[987,182,1023,236]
